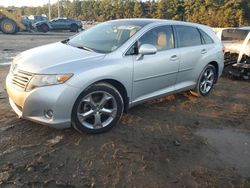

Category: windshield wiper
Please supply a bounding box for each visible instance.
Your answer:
[76,46,94,52]
[66,41,95,52]
[61,39,70,44]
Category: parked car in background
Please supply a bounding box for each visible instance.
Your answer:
[34,17,83,32]
[22,15,48,31]
[6,19,224,134]
[27,15,48,24]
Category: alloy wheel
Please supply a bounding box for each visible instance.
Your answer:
[200,68,215,95]
[77,91,117,129]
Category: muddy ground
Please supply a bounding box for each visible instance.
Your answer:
[0,32,250,188]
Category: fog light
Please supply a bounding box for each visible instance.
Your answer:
[44,109,54,119]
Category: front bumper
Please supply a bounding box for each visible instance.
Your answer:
[6,73,80,129]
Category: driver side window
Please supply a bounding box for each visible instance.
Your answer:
[126,25,175,55]
[138,25,175,51]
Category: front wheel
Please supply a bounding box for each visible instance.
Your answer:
[72,83,124,134]
[191,64,216,97]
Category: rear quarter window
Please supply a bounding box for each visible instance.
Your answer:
[175,25,202,47]
[199,29,214,44]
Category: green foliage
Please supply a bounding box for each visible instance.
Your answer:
[18,0,250,27]
[133,1,143,18]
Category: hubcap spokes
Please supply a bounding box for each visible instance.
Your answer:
[4,23,13,31]
[200,69,214,94]
[77,91,117,129]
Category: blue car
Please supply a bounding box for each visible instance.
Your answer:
[34,17,83,33]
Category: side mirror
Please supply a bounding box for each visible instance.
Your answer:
[139,44,157,55]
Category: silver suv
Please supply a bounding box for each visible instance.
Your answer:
[6,19,224,134]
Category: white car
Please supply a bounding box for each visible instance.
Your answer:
[6,19,224,134]
[217,28,250,79]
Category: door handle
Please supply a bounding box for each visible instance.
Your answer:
[201,49,207,54]
[170,55,179,61]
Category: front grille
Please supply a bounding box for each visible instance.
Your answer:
[11,70,33,90]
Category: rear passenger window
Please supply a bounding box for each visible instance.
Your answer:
[199,29,214,44]
[175,25,202,47]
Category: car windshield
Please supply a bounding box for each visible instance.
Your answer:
[67,21,144,53]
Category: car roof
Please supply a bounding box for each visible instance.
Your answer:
[105,19,214,35]
[52,17,68,20]
[107,18,208,28]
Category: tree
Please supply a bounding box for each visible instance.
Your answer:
[124,0,135,18]
[133,1,143,18]
[156,0,168,19]
[11,0,250,26]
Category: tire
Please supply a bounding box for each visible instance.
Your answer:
[191,64,216,97]
[72,83,124,134]
[40,24,49,33]
[70,24,78,32]
[1,18,18,34]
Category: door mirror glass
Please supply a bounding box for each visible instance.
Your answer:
[139,44,157,55]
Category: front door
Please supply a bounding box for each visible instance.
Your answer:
[132,25,180,102]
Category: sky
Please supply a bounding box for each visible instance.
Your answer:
[0,0,149,7]
[0,0,59,7]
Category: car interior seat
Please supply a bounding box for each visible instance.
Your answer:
[157,32,167,50]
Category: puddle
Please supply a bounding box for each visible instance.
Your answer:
[196,128,250,177]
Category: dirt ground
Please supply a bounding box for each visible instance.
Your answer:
[0,32,250,188]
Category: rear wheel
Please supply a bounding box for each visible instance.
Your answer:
[72,83,124,134]
[191,64,216,97]
[1,18,18,34]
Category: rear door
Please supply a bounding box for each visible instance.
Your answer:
[174,25,204,88]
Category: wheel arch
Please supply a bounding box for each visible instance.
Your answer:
[208,61,219,83]
[92,79,129,113]
[191,61,219,97]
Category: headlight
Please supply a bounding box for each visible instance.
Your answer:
[26,73,73,91]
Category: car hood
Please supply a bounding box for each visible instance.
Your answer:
[13,42,105,73]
